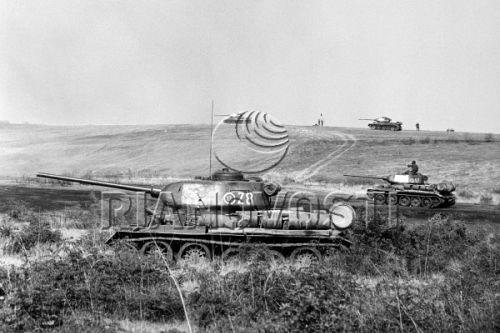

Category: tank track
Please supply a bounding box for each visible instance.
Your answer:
[368,123,402,131]
[366,189,455,208]
[106,228,352,262]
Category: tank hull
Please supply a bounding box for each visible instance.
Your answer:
[106,201,356,261]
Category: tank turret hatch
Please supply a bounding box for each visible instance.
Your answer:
[211,168,246,181]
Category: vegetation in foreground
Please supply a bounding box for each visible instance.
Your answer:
[0,211,499,332]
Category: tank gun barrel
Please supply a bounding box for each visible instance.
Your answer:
[344,174,390,182]
[36,172,162,197]
[358,118,375,120]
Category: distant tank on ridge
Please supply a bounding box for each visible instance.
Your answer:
[359,116,403,131]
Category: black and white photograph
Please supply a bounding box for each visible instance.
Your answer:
[1,1,499,332]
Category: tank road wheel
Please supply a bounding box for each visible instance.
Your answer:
[374,194,386,205]
[177,243,211,262]
[246,248,285,263]
[141,241,174,262]
[432,197,442,208]
[366,192,374,200]
[266,249,286,263]
[388,194,398,206]
[290,247,322,264]
[398,196,410,206]
[410,197,422,207]
[422,197,433,208]
[221,247,247,262]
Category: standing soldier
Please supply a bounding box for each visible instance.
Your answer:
[416,123,420,131]
[319,113,324,126]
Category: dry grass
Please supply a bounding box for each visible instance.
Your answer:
[119,318,192,333]
[1,214,499,332]
[1,124,499,196]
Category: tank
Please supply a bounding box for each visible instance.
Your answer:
[359,117,403,131]
[344,173,456,208]
[37,168,356,262]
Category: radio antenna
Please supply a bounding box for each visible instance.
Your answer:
[209,100,214,179]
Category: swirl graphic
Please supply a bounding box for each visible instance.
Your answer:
[212,111,289,173]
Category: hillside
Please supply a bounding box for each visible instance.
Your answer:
[1,123,499,196]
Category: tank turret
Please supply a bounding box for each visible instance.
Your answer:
[38,168,281,213]
[344,173,456,208]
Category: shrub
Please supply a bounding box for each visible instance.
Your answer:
[271,270,359,332]
[0,224,14,238]
[188,257,292,330]
[62,209,99,229]
[4,218,62,254]
[1,214,498,332]
[346,214,481,275]
[6,200,30,220]
[0,249,185,331]
[402,138,415,145]
[458,189,475,199]
[463,134,480,145]
[420,136,431,144]
[480,194,493,205]
[484,133,494,142]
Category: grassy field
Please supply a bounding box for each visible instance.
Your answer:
[1,123,499,201]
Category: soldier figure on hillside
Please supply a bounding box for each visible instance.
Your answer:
[403,160,419,175]
[416,123,420,131]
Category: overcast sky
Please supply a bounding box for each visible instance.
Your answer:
[1,0,499,132]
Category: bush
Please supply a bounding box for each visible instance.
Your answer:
[272,270,359,332]
[480,194,493,205]
[402,138,415,145]
[458,189,475,199]
[420,136,431,144]
[6,200,30,220]
[4,218,62,254]
[484,133,494,142]
[0,224,14,238]
[345,214,481,275]
[62,209,99,229]
[0,249,185,331]
[1,215,498,332]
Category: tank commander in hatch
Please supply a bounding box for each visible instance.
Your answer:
[403,160,419,175]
